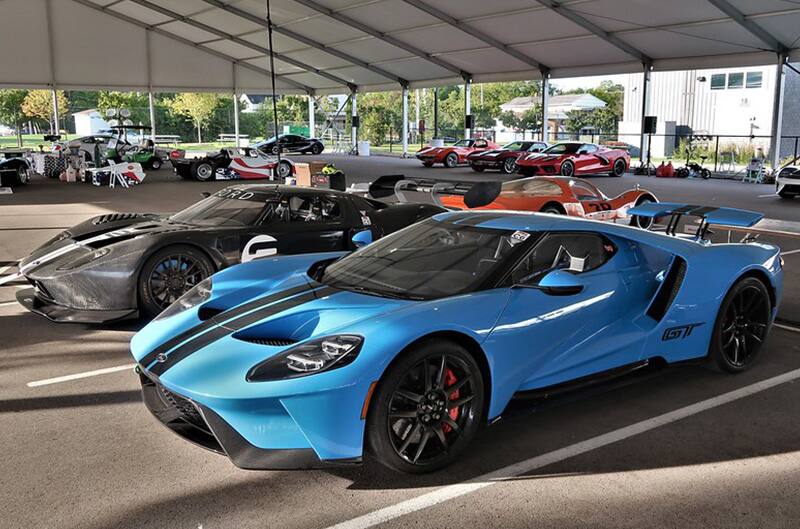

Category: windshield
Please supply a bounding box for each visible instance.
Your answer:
[452,139,473,147]
[502,142,528,151]
[543,143,581,155]
[170,189,271,226]
[321,219,532,299]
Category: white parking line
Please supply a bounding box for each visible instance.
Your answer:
[26,364,135,388]
[780,248,800,256]
[326,367,800,529]
[0,300,18,308]
[774,322,800,333]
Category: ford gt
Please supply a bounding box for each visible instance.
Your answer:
[416,138,499,168]
[131,204,781,473]
[170,147,293,182]
[516,142,630,177]
[467,140,548,174]
[9,185,443,323]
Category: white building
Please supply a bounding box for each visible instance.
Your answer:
[72,109,110,136]
[618,65,780,159]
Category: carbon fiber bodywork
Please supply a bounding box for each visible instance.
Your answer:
[16,185,445,323]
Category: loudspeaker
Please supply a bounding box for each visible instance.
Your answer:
[643,116,657,134]
[465,114,475,129]
[351,115,360,128]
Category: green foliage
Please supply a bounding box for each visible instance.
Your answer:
[0,89,29,146]
[166,92,221,143]
[22,90,68,132]
[560,80,624,135]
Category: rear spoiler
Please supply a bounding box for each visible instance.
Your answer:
[344,174,501,208]
[627,202,763,238]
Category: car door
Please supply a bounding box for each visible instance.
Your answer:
[485,231,645,395]
[569,180,615,220]
[243,193,350,259]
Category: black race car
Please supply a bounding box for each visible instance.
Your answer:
[0,149,33,187]
[13,185,444,323]
[259,134,324,155]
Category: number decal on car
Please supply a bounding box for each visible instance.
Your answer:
[242,234,278,263]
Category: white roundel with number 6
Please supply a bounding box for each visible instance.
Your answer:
[242,234,278,263]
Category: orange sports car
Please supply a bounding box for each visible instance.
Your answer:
[438,176,658,228]
[416,138,499,168]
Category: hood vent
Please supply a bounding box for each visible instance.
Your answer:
[235,336,297,347]
[92,213,152,225]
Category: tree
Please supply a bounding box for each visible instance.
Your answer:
[166,92,221,143]
[0,89,29,146]
[498,104,541,138]
[22,90,68,133]
[97,91,149,125]
[564,109,594,135]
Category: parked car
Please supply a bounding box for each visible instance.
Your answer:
[0,149,32,186]
[776,166,800,199]
[54,134,123,164]
[467,140,548,174]
[11,185,444,322]
[170,148,293,182]
[516,142,630,177]
[416,138,499,168]
[258,135,324,155]
[437,176,658,228]
[130,204,780,473]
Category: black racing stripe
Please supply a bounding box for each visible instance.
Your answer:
[139,282,315,367]
[689,206,718,216]
[148,286,338,376]
[453,213,509,226]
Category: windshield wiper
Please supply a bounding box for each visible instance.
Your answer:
[330,283,423,301]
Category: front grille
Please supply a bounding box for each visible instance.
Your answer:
[157,384,208,432]
[237,336,297,347]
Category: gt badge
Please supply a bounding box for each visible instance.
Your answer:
[662,323,704,341]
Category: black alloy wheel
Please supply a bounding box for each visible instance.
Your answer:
[560,160,574,177]
[367,340,484,473]
[709,277,771,373]
[138,246,214,318]
[311,143,322,155]
[611,158,626,177]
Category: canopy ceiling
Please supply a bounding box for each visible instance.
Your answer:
[1,0,799,95]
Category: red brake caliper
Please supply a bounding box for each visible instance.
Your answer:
[443,368,459,433]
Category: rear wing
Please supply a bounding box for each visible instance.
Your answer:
[344,174,501,208]
[627,202,763,239]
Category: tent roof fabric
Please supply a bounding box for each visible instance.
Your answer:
[2,0,799,95]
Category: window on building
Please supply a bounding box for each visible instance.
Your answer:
[746,71,763,88]
[728,72,744,89]
[710,74,726,90]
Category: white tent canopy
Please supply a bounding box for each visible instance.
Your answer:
[1,0,800,95]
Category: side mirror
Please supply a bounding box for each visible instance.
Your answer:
[352,230,373,248]
[536,269,584,295]
[201,191,211,198]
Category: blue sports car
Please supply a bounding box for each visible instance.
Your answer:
[131,203,782,473]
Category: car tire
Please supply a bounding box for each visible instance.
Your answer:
[15,166,31,186]
[540,203,564,215]
[630,196,655,229]
[311,143,322,155]
[560,160,575,177]
[611,158,626,177]
[150,158,162,170]
[276,160,292,181]
[444,152,458,168]
[700,168,711,179]
[708,277,771,374]
[138,245,215,319]
[271,145,280,155]
[470,164,485,172]
[191,161,215,182]
[501,157,517,175]
[422,162,434,168]
[366,338,485,474]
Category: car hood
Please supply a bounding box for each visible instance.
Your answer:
[18,214,188,274]
[132,275,412,397]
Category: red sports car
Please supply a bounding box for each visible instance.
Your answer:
[467,140,548,174]
[516,142,630,177]
[416,138,499,168]
[438,176,657,228]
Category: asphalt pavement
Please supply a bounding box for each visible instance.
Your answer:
[2,156,800,529]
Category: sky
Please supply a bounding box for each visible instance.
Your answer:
[551,74,627,91]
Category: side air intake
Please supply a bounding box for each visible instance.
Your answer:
[647,257,687,321]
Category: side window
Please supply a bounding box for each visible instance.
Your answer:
[474,139,487,148]
[274,195,343,223]
[511,233,615,285]
[570,180,602,201]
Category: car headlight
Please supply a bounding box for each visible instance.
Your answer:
[246,335,363,382]
[57,247,110,270]
[155,277,213,321]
